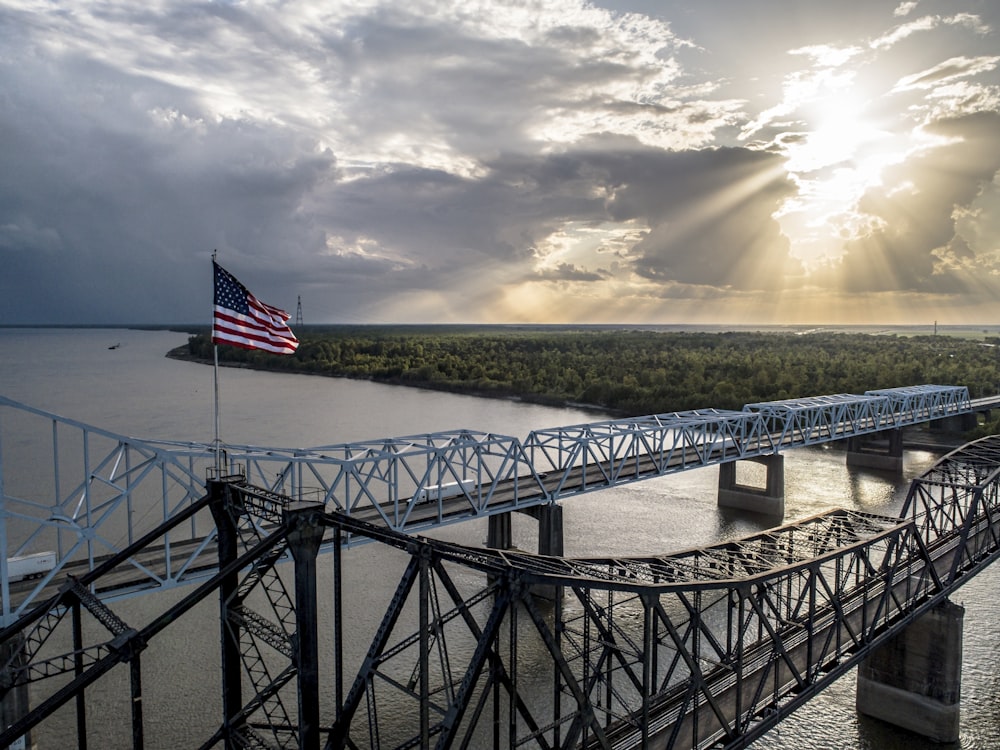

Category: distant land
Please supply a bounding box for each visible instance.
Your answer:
[170,327,1000,434]
[6,322,1000,339]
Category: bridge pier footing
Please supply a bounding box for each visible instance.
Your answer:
[856,599,964,743]
[847,429,904,473]
[717,455,784,517]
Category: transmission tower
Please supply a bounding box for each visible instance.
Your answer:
[295,295,304,327]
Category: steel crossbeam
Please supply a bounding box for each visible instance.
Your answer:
[1,436,1000,749]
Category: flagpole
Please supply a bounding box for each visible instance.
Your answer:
[214,343,221,471]
[212,250,222,472]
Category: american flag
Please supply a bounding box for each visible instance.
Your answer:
[212,261,299,354]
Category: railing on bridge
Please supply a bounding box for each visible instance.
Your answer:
[745,385,971,448]
[0,385,976,618]
[2,434,999,749]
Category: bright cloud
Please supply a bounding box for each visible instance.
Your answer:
[0,0,998,325]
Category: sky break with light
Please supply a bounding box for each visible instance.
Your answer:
[1,0,999,326]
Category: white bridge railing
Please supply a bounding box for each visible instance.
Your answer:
[0,384,975,618]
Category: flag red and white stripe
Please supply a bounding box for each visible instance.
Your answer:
[212,261,299,354]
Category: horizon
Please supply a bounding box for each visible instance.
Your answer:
[5,322,1000,334]
[2,0,999,326]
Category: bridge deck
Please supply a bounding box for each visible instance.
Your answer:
[2,422,1000,749]
[0,384,979,617]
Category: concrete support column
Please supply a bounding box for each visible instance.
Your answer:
[521,504,564,601]
[486,513,513,550]
[0,633,34,750]
[535,504,564,558]
[717,455,784,517]
[856,599,964,743]
[847,429,903,474]
[931,413,979,432]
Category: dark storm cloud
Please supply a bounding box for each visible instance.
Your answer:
[602,148,799,289]
[0,49,334,323]
[310,142,797,294]
[817,112,1000,294]
[1,0,998,324]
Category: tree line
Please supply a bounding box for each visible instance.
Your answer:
[183,327,1000,423]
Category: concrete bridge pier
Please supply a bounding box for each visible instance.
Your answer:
[486,505,564,557]
[487,505,564,600]
[930,413,979,432]
[847,429,904,473]
[0,633,34,750]
[717,455,784,517]
[486,512,512,550]
[856,599,964,743]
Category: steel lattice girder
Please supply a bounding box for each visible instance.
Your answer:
[744,393,890,447]
[0,385,980,617]
[745,385,971,448]
[3,433,1000,750]
[900,435,1000,586]
[317,441,1000,749]
[523,409,774,491]
[866,384,971,420]
[318,505,941,750]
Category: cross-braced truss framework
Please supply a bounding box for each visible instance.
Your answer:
[2,436,1000,749]
[0,385,977,616]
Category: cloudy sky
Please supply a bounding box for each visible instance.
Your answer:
[2,0,999,325]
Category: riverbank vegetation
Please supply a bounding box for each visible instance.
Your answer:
[181,327,1000,421]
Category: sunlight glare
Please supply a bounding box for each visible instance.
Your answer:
[785,94,890,173]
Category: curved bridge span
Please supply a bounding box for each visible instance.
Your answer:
[0,385,998,748]
[0,384,982,617]
[1,431,999,748]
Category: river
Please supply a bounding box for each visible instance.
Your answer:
[0,327,997,749]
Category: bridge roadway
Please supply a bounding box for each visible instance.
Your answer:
[592,474,1000,750]
[0,384,988,616]
[1,393,1000,748]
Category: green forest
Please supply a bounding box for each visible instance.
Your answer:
[183,327,1000,427]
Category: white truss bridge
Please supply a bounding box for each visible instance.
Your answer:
[0,384,986,619]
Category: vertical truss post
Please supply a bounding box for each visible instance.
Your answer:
[130,654,144,750]
[641,592,655,750]
[208,478,244,748]
[418,550,430,749]
[333,527,344,724]
[285,502,325,750]
[73,603,87,750]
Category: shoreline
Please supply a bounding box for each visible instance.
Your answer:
[165,345,615,415]
[165,346,975,450]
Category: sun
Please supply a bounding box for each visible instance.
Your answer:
[785,94,890,174]
[776,92,909,269]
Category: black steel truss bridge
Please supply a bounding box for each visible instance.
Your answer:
[1,384,999,748]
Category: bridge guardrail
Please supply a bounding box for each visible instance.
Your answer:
[0,384,982,617]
